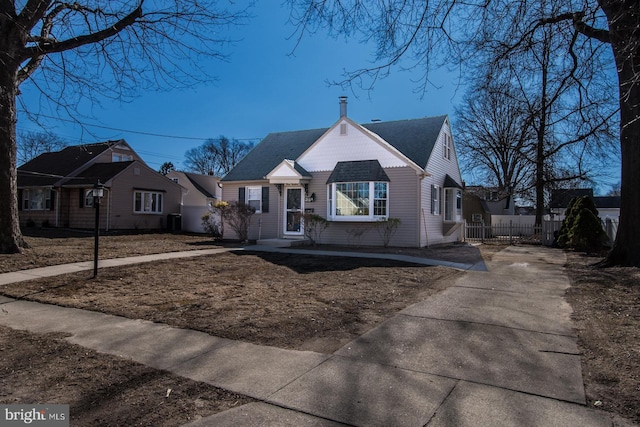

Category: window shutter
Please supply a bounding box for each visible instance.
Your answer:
[438,187,442,214]
[431,184,435,214]
[18,189,22,211]
[79,189,85,208]
[261,186,269,213]
[49,190,55,211]
[238,187,246,204]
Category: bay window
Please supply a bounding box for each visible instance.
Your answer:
[444,188,462,221]
[327,181,388,221]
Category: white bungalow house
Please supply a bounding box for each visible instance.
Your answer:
[220,97,464,247]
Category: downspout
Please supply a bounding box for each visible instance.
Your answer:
[419,172,428,247]
[105,188,111,231]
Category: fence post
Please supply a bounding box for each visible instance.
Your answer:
[481,219,485,243]
[509,220,513,245]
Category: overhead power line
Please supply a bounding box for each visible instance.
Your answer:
[18,111,262,142]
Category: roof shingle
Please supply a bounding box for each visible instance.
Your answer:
[221,116,447,182]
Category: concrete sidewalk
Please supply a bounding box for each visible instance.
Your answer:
[0,248,233,285]
[0,246,631,426]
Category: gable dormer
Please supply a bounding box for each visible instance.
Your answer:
[297,98,422,173]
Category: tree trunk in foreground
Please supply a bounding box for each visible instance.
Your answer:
[599,0,640,267]
[0,61,26,253]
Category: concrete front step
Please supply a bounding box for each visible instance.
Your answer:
[256,238,309,247]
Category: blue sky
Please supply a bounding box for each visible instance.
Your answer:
[17,3,461,172]
[16,2,619,194]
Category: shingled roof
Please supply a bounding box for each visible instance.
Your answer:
[327,160,390,183]
[65,161,135,186]
[17,141,123,187]
[221,116,447,182]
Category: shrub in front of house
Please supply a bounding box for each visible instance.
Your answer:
[201,201,229,239]
[217,201,255,242]
[375,217,401,248]
[301,213,329,246]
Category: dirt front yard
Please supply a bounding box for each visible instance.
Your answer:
[1,230,638,425]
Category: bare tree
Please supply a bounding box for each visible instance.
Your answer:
[488,16,617,225]
[455,79,535,202]
[0,1,247,253]
[184,145,217,176]
[288,0,640,267]
[17,131,67,165]
[184,136,254,176]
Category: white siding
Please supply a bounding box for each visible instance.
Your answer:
[420,119,464,246]
[306,168,421,247]
[298,120,409,172]
[221,181,279,241]
[269,161,300,178]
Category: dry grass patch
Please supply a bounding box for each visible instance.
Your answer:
[1,251,461,353]
[564,252,640,424]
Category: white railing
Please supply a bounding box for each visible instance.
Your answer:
[465,218,617,247]
[604,218,619,243]
[464,220,543,245]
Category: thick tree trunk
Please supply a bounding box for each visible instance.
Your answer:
[0,63,26,253]
[599,1,640,267]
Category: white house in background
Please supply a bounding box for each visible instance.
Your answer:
[548,188,620,221]
[166,171,221,233]
[220,97,464,247]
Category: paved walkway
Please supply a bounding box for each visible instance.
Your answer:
[0,246,631,426]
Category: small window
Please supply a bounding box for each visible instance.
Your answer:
[84,189,95,208]
[443,134,452,160]
[113,153,133,162]
[246,186,262,212]
[22,189,51,211]
[134,191,163,214]
[170,178,179,183]
[340,123,347,135]
[431,185,441,215]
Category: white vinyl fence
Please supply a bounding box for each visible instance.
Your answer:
[465,218,618,246]
[464,220,543,245]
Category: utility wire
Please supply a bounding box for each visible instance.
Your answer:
[18,112,262,142]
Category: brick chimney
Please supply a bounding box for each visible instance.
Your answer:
[339,96,348,118]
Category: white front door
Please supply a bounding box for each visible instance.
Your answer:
[284,187,304,236]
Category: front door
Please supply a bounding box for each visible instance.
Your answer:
[284,187,304,236]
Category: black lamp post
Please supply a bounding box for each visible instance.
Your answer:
[92,180,104,278]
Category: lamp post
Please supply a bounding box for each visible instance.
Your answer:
[92,180,104,278]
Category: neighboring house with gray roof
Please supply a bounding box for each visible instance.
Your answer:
[220,97,464,247]
[17,140,182,230]
[166,171,221,233]
[549,188,620,221]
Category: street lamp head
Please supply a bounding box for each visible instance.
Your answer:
[93,180,104,199]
